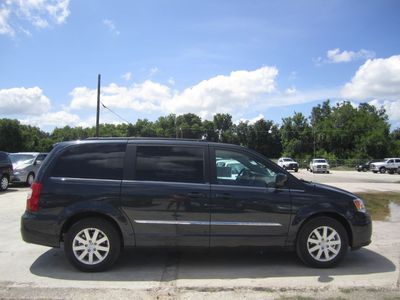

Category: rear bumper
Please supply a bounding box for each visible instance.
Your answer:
[21,211,60,248]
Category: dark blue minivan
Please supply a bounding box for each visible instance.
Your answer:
[21,138,372,271]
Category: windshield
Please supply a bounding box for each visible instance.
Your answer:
[9,154,35,164]
[283,158,293,162]
[314,159,327,163]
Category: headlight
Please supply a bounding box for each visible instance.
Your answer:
[353,198,366,213]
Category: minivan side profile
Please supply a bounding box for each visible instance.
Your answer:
[21,138,372,271]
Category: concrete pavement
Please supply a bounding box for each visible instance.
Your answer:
[0,173,399,299]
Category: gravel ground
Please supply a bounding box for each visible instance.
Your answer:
[0,173,399,299]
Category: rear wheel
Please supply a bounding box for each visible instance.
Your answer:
[0,175,9,191]
[296,217,348,268]
[64,218,121,272]
[26,173,35,186]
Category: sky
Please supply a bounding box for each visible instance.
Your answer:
[1,0,400,131]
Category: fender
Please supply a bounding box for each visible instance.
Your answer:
[286,200,351,246]
[56,200,136,246]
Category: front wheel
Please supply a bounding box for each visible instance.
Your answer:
[296,217,348,268]
[379,167,386,174]
[64,218,121,272]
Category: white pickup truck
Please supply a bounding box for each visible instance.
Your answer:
[277,157,299,172]
[309,158,330,173]
[370,158,400,174]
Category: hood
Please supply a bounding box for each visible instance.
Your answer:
[305,181,355,199]
[371,161,385,166]
[13,161,31,170]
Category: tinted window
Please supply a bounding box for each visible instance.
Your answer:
[136,146,204,183]
[51,143,126,180]
[215,149,277,188]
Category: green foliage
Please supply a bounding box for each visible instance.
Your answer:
[0,100,397,160]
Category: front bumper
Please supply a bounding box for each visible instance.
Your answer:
[351,213,372,249]
[21,211,60,248]
[11,172,28,183]
[285,164,298,170]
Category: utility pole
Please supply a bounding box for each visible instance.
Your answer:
[95,74,101,137]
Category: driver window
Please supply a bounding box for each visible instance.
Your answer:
[215,149,276,187]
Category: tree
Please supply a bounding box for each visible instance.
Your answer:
[0,119,24,152]
[280,113,313,158]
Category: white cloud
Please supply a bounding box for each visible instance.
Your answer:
[326,48,375,63]
[0,0,70,36]
[0,87,50,115]
[315,48,375,65]
[69,81,172,111]
[70,66,333,121]
[0,8,14,36]
[369,99,400,127]
[21,110,81,128]
[168,77,175,85]
[285,87,297,95]
[164,66,278,119]
[342,55,400,100]
[103,19,120,35]
[121,72,132,81]
[238,113,265,125]
[149,67,159,77]
[341,55,400,125]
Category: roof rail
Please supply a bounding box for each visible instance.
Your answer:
[85,137,207,142]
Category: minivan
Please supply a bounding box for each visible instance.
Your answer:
[21,138,372,271]
[10,152,48,186]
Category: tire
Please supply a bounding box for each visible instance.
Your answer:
[327,171,330,174]
[294,168,298,172]
[388,169,394,175]
[372,171,378,174]
[362,168,367,172]
[64,218,121,272]
[26,173,35,186]
[379,167,386,174]
[0,175,9,191]
[296,217,348,268]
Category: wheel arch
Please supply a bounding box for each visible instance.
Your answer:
[60,212,125,247]
[295,212,353,247]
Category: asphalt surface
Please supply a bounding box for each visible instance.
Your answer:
[0,172,399,299]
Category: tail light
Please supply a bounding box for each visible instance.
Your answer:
[27,182,42,212]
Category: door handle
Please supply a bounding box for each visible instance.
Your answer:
[215,193,231,199]
[187,192,205,198]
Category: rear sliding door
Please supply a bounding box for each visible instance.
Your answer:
[121,143,210,247]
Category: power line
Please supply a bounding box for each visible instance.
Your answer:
[100,102,131,125]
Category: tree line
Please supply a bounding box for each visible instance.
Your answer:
[1,100,399,160]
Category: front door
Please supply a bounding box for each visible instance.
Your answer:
[210,147,292,247]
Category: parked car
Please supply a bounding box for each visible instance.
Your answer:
[370,158,400,174]
[21,138,371,271]
[0,151,13,191]
[9,152,48,186]
[309,158,330,173]
[277,157,299,172]
[356,159,382,172]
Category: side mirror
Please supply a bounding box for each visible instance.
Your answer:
[35,160,42,166]
[275,173,287,188]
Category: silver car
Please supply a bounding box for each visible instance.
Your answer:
[10,152,48,186]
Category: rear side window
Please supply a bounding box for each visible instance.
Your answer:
[51,143,126,180]
[136,146,204,183]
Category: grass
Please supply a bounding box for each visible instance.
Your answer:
[355,192,400,220]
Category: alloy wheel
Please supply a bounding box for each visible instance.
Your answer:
[306,226,341,262]
[72,228,110,265]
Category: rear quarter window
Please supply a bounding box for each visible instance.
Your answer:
[51,143,126,180]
